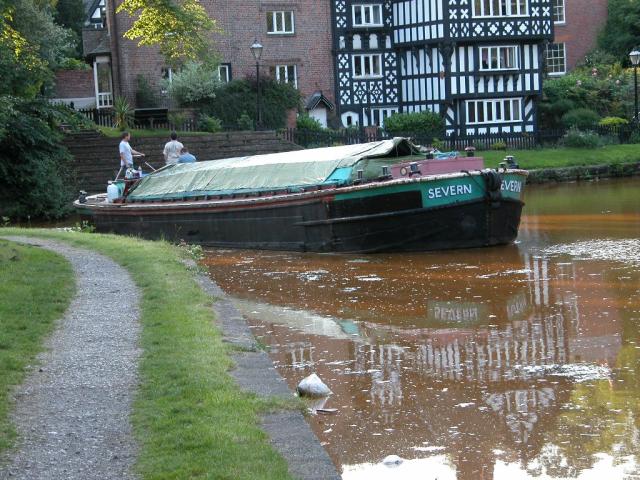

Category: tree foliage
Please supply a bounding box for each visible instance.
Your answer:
[0,0,85,218]
[116,0,219,64]
[0,100,84,219]
[598,0,640,64]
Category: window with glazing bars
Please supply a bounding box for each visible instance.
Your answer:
[545,43,566,75]
[552,0,565,23]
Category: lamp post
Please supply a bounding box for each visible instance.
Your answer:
[629,48,640,123]
[250,39,264,130]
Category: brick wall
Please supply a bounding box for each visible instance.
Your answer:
[53,70,95,98]
[107,0,335,114]
[554,0,608,71]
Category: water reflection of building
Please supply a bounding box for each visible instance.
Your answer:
[217,245,629,479]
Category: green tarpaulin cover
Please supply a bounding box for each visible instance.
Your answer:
[128,138,421,200]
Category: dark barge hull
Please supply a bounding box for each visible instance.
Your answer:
[80,194,524,253]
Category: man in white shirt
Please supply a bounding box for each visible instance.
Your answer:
[119,131,144,170]
[163,131,184,165]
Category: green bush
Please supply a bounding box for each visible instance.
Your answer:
[200,78,300,130]
[0,99,77,219]
[561,128,601,148]
[167,111,187,129]
[237,113,254,131]
[296,114,323,131]
[599,116,629,126]
[135,75,158,108]
[490,141,507,150]
[629,131,640,144]
[561,108,600,129]
[198,114,222,133]
[167,62,219,106]
[384,110,445,138]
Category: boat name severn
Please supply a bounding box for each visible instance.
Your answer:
[501,180,522,193]
[427,184,473,199]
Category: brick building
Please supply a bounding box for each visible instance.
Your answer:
[94,0,336,125]
[545,0,609,76]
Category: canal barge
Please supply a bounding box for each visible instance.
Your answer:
[74,138,527,253]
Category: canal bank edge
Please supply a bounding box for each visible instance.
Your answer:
[526,161,640,184]
[187,259,342,480]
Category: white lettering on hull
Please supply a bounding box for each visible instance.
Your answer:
[427,184,473,200]
[501,180,522,193]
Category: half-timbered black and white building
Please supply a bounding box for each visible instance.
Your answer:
[332,0,553,136]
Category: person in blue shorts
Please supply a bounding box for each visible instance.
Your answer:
[177,147,197,163]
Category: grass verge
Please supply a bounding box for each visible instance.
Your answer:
[0,229,295,479]
[98,127,212,138]
[0,239,75,453]
[480,144,640,170]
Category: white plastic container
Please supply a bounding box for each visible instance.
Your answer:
[107,181,119,203]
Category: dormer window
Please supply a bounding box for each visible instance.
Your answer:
[473,0,528,17]
[352,4,383,27]
[479,46,519,71]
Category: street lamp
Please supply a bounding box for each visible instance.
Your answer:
[250,39,264,130]
[629,48,640,123]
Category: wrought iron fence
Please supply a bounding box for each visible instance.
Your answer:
[74,107,199,132]
[280,124,640,150]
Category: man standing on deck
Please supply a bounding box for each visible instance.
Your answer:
[119,131,144,172]
[163,131,184,165]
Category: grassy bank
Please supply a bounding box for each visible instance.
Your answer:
[0,240,75,452]
[98,127,212,138]
[480,144,640,170]
[0,229,294,479]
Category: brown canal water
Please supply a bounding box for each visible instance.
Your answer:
[202,177,640,479]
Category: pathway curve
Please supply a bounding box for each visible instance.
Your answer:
[0,236,141,480]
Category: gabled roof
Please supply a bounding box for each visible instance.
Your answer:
[305,91,335,111]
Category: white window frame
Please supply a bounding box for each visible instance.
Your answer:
[352,4,383,27]
[267,11,295,34]
[466,98,522,125]
[275,64,297,88]
[218,64,231,83]
[479,45,520,71]
[552,0,565,24]
[545,43,566,76]
[352,53,383,79]
[472,0,528,18]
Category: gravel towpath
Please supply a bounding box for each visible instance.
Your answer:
[0,237,141,480]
